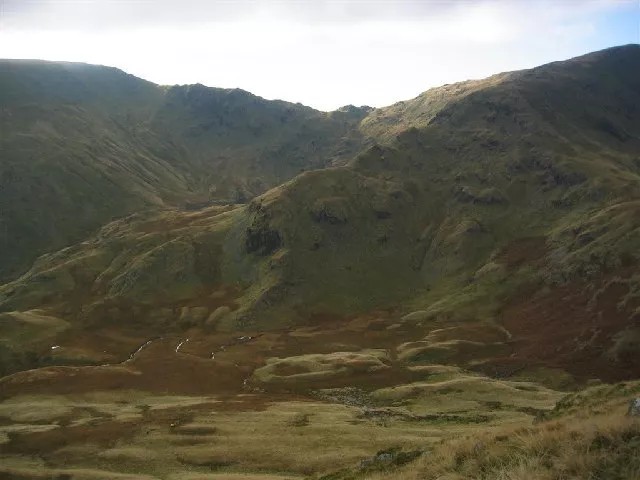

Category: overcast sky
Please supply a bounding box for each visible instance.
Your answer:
[1,0,638,110]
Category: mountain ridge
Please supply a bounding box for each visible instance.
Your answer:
[0,58,374,281]
[1,44,640,383]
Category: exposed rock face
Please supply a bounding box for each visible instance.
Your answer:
[628,398,640,417]
[310,197,351,224]
[245,225,281,256]
[245,204,282,255]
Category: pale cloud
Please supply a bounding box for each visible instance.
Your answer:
[0,0,627,28]
[0,0,554,29]
[0,0,636,110]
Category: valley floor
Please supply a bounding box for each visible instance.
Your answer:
[0,313,638,479]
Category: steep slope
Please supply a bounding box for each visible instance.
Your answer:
[0,60,173,282]
[0,60,370,281]
[243,44,640,317]
[1,45,640,382]
[151,86,372,199]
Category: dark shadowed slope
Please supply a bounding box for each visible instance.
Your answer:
[0,60,370,281]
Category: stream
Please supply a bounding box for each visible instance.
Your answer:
[122,334,262,363]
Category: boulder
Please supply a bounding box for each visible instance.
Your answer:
[627,398,640,417]
[359,447,423,469]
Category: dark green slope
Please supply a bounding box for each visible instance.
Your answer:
[0,60,369,281]
[149,84,370,201]
[0,60,192,281]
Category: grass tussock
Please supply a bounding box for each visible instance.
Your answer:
[370,401,640,480]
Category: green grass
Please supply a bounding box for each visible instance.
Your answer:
[0,377,562,478]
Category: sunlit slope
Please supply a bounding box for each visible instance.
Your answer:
[245,44,640,318]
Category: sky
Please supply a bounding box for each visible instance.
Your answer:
[0,0,638,111]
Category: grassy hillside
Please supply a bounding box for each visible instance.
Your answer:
[0,46,640,379]
[1,45,639,383]
[0,60,369,281]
